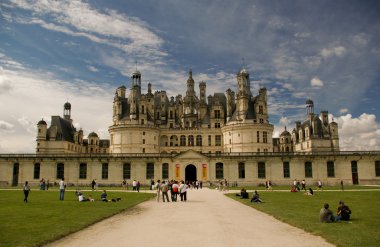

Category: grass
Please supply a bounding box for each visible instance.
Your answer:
[0,189,154,247]
[214,185,380,191]
[227,190,380,247]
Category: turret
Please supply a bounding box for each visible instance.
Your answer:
[236,69,251,120]
[116,85,126,98]
[199,81,206,104]
[63,102,71,120]
[37,119,47,141]
[186,69,195,97]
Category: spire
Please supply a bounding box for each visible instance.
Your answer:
[189,68,192,79]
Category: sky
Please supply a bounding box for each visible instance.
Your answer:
[0,0,380,153]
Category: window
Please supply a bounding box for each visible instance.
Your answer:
[263,131,268,143]
[196,135,202,146]
[376,161,380,177]
[214,110,220,119]
[188,135,194,146]
[143,139,145,144]
[141,105,145,114]
[123,163,131,179]
[142,148,145,153]
[170,111,173,119]
[162,163,169,179]
[79,163,87,179]
[56,163,64,179]
[259,105,263,114]
[34,163,40,179]
[180,135,186,146]
[351,161,358,173]
[215,135,221,146]
[283,162,290,178]
[258,162,266,178]
[216,162,224,179]
[214,123,220,128]
[238,162,245,179]
[260,118,264,123]
[327,161,335,177]
[257,131,260,143]
[141,119,144,125]
[102,163,109,179]
[208,135,212,146]
[305,162,313,178]
[146,163,154,179]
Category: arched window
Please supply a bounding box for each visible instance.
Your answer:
[196,135,202,146]
[188,135,194,146]
[180,135,186,146]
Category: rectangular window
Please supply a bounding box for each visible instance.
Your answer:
[56,163,64,179]
[79,163,87,179]
[305,162,313,178]
[263,131,268,143]
[102,163,109,179]
[162,163,169,179]
[258,162,266,178]
[238,162,245,179]
[257,131,260,143]
[214,110,220,119]
[351,161,358,173]
[215,135,221,146]
[123,163,131,179]
[283,162,290,178]
[327,161,335,177]
[34,163,40,179]
[376,161,380,177]
[146,163,154,179]
[216,163,224,179]
[208,135,212,146]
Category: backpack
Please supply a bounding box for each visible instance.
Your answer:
[172,186,178,193]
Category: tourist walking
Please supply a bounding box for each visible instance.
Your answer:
[23,181,30,203]
[132,180,137,191]
[301,179,306,191]
[171,181,179,202]
[155,180,161,202]
[340,180,344,191]
[317,180,323,191]
[91,179,96,191]
[179,180,188,202]
[59,178,66,200]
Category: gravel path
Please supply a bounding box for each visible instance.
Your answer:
[45,188,333,247]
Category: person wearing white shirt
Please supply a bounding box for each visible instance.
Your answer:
[59,178,66,201]
[179,180,188,202]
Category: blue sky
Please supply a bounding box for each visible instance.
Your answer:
[0,0,380,152]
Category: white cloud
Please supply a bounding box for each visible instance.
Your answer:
[0,120,14,132]
[294,32,310,38]
[336,113,380,151]
[320,46,346,58]
[279,116,289,125]
[310,77,324,87]
[0,67,13,94]
[87,65,99,72]
[339,108,349,114]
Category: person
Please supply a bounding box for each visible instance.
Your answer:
[320,203,335,223]
[317,180,322,191]
[122,180,127,190]
[155,180,161,202]
[132,180,137,191]
[136,181,140,192]
[251,190,262,203]
[305,188,314,196]
[46,179,50,190]
[179,180,188,202]
[23,181,30,203]
[161,181,170,202]
[59,178,66,201]
[340,180,344,191]
[76,190,90,202]
[171,180,179,202]
[150,179,154,190]
[237,188,249,199]
[336,201,351,221]
[91,179,96,191]
[291,186,298,192]
[101,190,108,202]
[301,179,306,191]
[200,180,203,189]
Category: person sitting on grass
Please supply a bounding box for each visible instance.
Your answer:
[336,201,351,221]
[101,190,108,202]
[290,186,298,192]
[76,191,90,202]
[251,190,263,203]
[235,188,249,199]
[320,203,335,223]
[305,188,314,196]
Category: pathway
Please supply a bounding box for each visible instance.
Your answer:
[45,188,333,247]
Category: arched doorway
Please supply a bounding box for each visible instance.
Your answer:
[185,164,197,182]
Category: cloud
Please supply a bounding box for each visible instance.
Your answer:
[339,108,349,114]
[310,77,324,87]
[320,46,346,58]
[0,67,13,94]
[87,65,99,72]
[0,120,14,132]
[279,116,289,125]
[335,113,380,151]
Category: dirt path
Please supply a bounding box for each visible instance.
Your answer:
[45,188,333,247]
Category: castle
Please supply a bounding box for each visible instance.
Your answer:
[2,67,378,187]
[36,68,339,155]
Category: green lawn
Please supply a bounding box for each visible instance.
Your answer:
[218,185,380,191]
[227,190,380,247]
[0,190,154,247]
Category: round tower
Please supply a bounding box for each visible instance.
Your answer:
[37,119,47,141]
[63,102,71,120]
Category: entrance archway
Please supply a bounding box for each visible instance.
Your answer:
[185,164,197,182]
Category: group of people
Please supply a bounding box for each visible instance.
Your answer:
[320,201,352,223]
[236,188,263,203]
[75,189,121,202]
[154,180,189,202]
[291,179,324,193]
[39,178,49,190]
